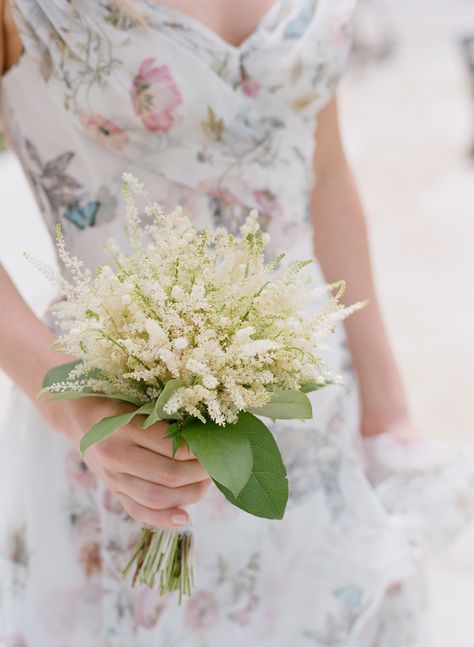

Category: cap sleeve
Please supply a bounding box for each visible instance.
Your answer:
[264,0,358,119]
[313,0,357,99]
[9,0,121,95]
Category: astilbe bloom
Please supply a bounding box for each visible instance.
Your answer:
[44,174,360,425]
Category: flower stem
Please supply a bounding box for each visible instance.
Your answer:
[122,526,195,603]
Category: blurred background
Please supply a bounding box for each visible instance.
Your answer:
[1,0,474,644]
[341,1,474,645]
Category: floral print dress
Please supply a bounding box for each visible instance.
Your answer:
[1,1,474,645]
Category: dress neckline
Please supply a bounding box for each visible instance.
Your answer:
[140,0,288,53]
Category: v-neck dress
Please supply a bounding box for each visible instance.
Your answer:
[1,1,474,645]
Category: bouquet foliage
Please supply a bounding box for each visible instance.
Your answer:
[33,174,363,600]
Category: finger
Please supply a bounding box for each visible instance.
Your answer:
[114,445,209,487]
[129,420,197,461]
[114,473,211,510]
[115,492,191,529]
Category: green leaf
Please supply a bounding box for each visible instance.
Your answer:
[163,422,184,457]
[300,381,326,393]
[171,430,184,458]
[182,418,253,498]
[139,408,162,430]
[138,398,164,429]
[48,390,144,406]
[42,360,83,388]
[139,379,184,429]
[214,412,288,520]
[80,403,150,455]
[248,390,313,420]
[155,379,184,418]
[163,421,179,439]
[134,402,154,415]
[42,361,144,405]
[171,433,183,458]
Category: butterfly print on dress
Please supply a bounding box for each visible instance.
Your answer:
[21,138,116,230]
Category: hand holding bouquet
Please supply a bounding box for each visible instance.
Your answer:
[32,174,363,601]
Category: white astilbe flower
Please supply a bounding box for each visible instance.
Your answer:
[40,173,365,425]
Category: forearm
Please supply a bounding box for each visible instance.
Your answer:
[310,164,409,433]
[0,264,67,412]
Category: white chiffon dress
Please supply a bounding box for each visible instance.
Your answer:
[1,1,474,645]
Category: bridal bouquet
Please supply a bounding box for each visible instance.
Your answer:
[33,174,363,601]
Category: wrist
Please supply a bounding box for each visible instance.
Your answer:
[356,364,411,437]
[37,396,84,445]
[32,350,84,443]
[39,396,133,448]
[361,404,411,437]
[347,323,411,436]
[359,372,411,436]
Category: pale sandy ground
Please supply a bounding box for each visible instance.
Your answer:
[1,0,474,644]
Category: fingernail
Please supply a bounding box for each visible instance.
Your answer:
[171,513,188,526]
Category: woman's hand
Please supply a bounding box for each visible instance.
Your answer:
[361,411,449,486]
[45,397,212,528]
[0,263,210,530]
[361,409,420,441]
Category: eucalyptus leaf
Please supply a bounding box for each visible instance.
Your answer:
[214,412,288,520]
[182,419,253,498]
[80,403,151,455]
[248,390,313,420]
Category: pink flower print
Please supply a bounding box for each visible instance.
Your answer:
[205,484,240,521]
[386,580,403,595]
[253,189,284,218]
[70,512,101,578]
[241,79,262,98]
[135,587,167,628]
[131,58,183,132]
[197,180,239,205]
[39,584,103,640]
[159,183,201,216]
[38,589,80,640]
[103,488,127,516]
[77,111,129,151]
[184,590,219,631]
[239,63,262,98]
[65,449,97,489]
[4,634,27,647]
[78,540,102,578]
[330,12,353,47]
[252,190,300,252]
[228,593,259,626]
[197,175,251,209]
[71,512,100,544]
